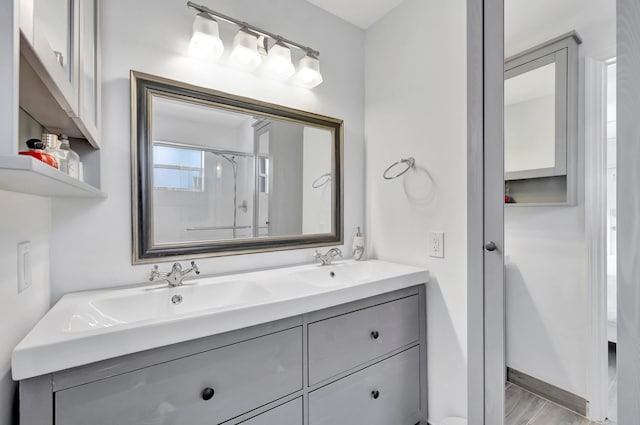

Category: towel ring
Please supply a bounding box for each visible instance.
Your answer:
[312,172,332,188]
[383,157,415,180]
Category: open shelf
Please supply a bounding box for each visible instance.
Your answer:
[19,37,100,148]
[0,155,106,198]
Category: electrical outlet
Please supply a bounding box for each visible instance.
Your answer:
[17,241,32,293]
[428,232,444,258]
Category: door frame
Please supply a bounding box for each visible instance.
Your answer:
[616,0,640,421]
[584,56,609,422]
[469,0,640,423]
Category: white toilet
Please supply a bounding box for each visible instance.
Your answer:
[440,417,467,425]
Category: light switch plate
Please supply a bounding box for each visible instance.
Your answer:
[17,241,32,293]
[428,232,444,258]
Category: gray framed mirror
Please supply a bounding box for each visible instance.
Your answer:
[503,32,581,205]
[504,32,580,181]
[131,71,343,263]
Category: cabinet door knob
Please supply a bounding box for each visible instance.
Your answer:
[201,387,215,401]
[370,330,380,339]
[371,390,380,399]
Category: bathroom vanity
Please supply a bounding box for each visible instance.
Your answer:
[14,260,429,424]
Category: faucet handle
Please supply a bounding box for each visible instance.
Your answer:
[190,261,200,275]
[149,265,160,281]
[313,250,322,260]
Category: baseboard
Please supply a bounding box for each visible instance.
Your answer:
[507,367,588,416]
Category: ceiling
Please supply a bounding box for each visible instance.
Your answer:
[306,0,405,29]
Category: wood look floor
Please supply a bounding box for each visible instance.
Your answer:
[505,345,618,425]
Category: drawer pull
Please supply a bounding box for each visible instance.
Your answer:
[201,387,215,401]
[370,331,380,339]
[371,390,380,399]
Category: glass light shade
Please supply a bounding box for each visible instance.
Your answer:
[230,29,262,70]
[264,42,295,80]
[294,54,323,88]
[189,13,224,60]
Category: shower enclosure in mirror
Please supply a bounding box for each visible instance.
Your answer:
[131,71,343,263]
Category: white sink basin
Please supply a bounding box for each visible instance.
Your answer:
[12,259,428,380]
[66,280,270,332]
[291,261,397,288]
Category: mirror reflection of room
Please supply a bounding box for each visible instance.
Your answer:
[503,0,616,424]
[150,94,333,245]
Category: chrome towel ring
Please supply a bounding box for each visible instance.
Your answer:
[312,172,332,188]
[383,157,415,180]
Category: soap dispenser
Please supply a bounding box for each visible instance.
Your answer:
[352,227,365,261]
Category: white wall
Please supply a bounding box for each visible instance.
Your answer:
[504,0,615,399]
[505,0,616,59]
[49,0,364,298]
[0,191,51,425]
[365,0,467,422]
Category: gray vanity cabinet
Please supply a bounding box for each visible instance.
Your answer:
[238,398,303,424]
[308,295,420,385]
[308,347,421,425]
[55,327,303,425]
[20,285,427,425]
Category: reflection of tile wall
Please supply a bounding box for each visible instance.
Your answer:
[153,153,255,243]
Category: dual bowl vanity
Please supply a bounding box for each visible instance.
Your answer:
[14,259,429,425]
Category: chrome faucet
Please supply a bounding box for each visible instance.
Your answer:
[149,261,200,287]
[313,248,343,266]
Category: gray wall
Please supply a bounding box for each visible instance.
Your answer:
[268,121,304,237]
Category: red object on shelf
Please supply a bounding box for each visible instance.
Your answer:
[19,139,59,169]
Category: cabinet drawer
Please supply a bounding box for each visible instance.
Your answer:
[237,397,302,425]
[55,327,302,425]
[309,346,422,425]
[308,295,419,384]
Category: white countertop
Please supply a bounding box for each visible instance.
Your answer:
[12,259,429,380]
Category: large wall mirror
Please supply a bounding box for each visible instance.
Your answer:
[131,71,343,263]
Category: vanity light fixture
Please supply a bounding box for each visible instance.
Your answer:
[294,53,323,88]
[264,40,295,80]
[189,12,224,60]
[230,28,262,70]
[186,1,323,88]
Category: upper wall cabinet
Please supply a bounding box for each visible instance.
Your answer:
[504,32,581,206]
[0,0,104,198]
[19,0,101,148]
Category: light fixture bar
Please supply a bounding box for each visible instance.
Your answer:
[186,1,320,58]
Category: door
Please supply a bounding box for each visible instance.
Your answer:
[469,0,640,424]
[467,0,505,423]
[616,0,640,421]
